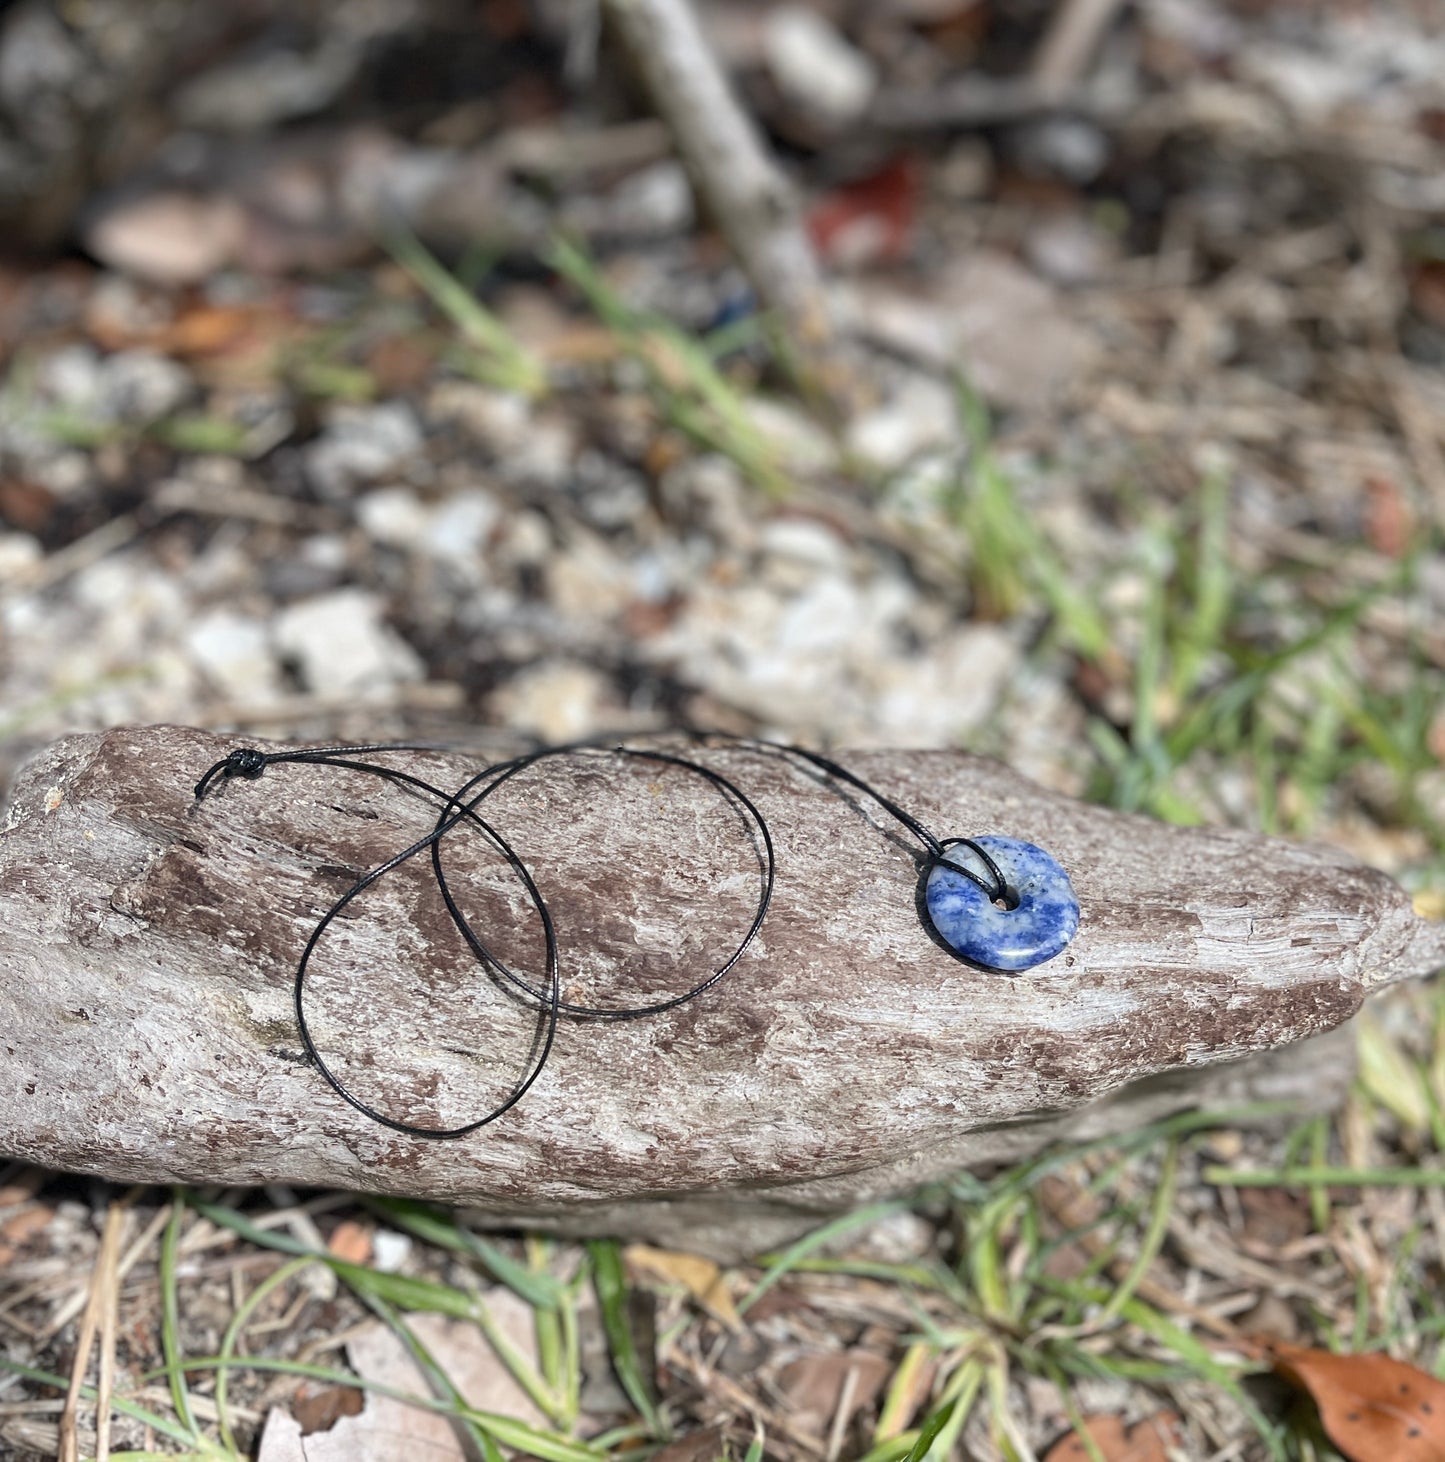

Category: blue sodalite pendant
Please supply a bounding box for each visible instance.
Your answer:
[923,835,1079,973]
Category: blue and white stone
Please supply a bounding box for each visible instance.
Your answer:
[924,835,1079,972]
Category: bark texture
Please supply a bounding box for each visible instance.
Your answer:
[1,726,1441,1257]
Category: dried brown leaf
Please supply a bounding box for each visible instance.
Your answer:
[1266,1342,1445,1462]
[292,1382,366,1435]
[647,1426,728,1462]
[624,1243,742,1331]
[0,1204,52,1265]
[1042,1411,1182,1462]
[775,1349,892,1440]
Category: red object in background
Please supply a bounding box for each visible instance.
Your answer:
[807,155,922,267]
[1363,474,1414,559]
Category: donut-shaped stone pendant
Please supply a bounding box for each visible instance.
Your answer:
[923,835,1079,972]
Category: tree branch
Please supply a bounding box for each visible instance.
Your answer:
[603,0,847,406]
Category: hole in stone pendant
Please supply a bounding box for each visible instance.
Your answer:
[993,886,1021,913]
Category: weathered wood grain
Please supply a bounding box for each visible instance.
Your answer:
[1,726,1440,1257]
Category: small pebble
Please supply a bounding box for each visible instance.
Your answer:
[764,6,877,123]
[273,588,424,694]
[370,1229,413,1273]
[306,403,424,497]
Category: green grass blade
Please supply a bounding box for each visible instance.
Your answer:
[365,1198,564,1308]
[106,1453,223,1461]
[214,1256,313,1453]
[739,1200,909,1314]
[548,235,792,497]
[190,1197,502,1320]
[587,1240,665,1436]
[1172,468,1233,701]
[1117,1297,1287,1461]
[1204,1165,1445,1187]
[0,1359,222,1454]
[1092,1140,1179,1328]
[160,1189,200,1443]
[147,1355,606,1462]
[905,1358,984,1462]
[360,1290,495,1456]
[874,1340,934,1444]
[855,1434,926,1462]
[470,1284,568,1425]
[388,225,546,396]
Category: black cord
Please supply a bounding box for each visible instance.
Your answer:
[192,730,1006,1137]
[675,731,1008,905]
[192,736,772,1135]
[200,746,560,1139]
[426,743,775,1020]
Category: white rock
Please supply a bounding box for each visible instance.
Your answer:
[775,575,864,656]
[71,557,154,617]
[846,376,956,470]
[871,625,1018,747]
[37,345,105,412]
[546,533,635,622]
[273,589,424,695]
[60,555,189,690]
[606,160,694,236]
[26,450,94,498]
[357,487,431,551]
[746,397,840,476]
[849,1210,935,1263]
[1024,214,1114,287]
[1012,118,1110,184]
[100,350,194,423]
[1240,44,1362,124]
[629,541,708,603]
[840,284,954,370]
[428,383,531,455]
[759,517,851,576]
[1146,0,1242,63]
[174,39,361,132]
[764,6,877,123]
[660,455,759,552]
[496,510,554,570]
[299,534,350,572]
[0,532,42,581]
[510,414,576,487]
[492,660,610,743]
[425,489,500,561]
[306,403,424,496]
[370,1229,413,1274]
[185,610,282,702]
[655,564,911,731]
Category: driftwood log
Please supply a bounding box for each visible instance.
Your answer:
[2,726,1442,1258]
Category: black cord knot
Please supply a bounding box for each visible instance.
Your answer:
[226,747,269,780]
[194,746,271,799]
